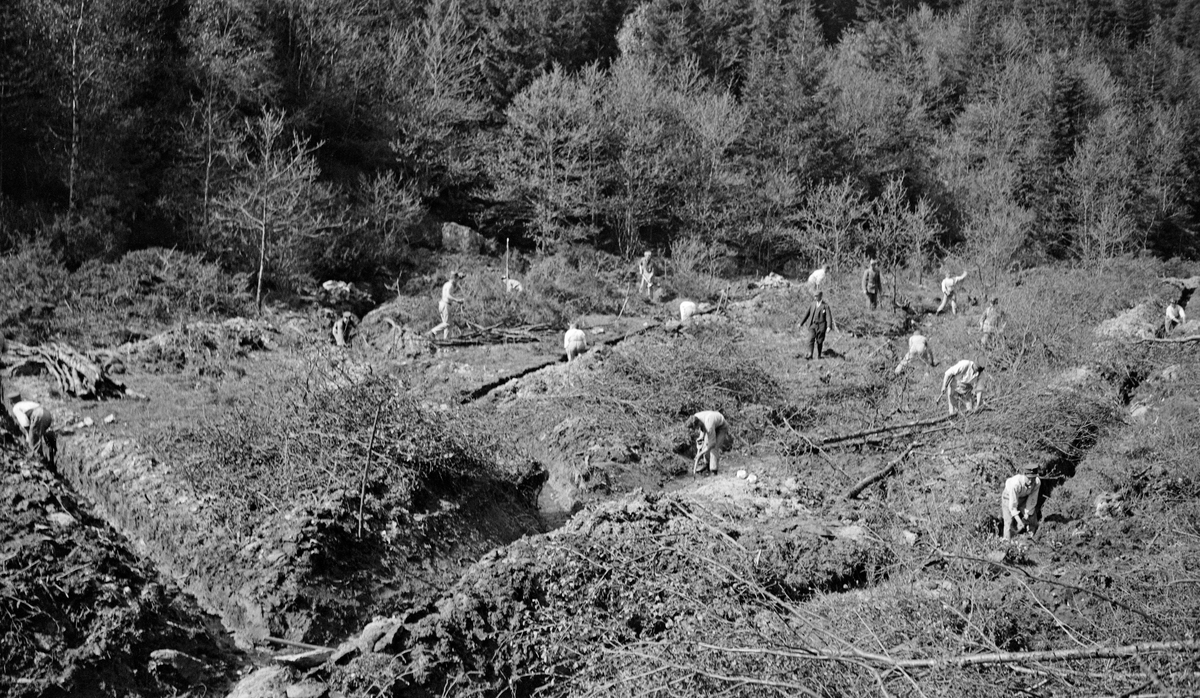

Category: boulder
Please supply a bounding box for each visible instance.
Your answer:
[149,649,213,684]
[441,222,485,254]
[285,684,328,698]
[226,667,289,698]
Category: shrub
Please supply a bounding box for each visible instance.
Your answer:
[163,369,514,537]
[56,248,252,346]
[0,242,70,343]
[666,236,728,302]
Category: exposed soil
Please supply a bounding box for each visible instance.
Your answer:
[0,443,243,697]
[4,266,1199,698]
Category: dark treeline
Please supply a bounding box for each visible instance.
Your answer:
[2,0,1199,293]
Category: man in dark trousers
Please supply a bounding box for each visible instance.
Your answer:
[861,258,882,310]
[800,290,836,360]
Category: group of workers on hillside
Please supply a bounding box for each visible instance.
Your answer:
[674,258,1038,541]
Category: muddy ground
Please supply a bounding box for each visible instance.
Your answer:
[3,263,1200,697]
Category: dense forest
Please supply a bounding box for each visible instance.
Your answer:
[1,0,1199,293]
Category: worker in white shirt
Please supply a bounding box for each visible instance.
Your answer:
[979,297,1005,348]
[941,359,984,415]
[686,410,728,475]
[637,251,657,296]
[894,333,937,374]
[806,264,828,295]
[1002,464,1042,540]
[1165,303,1186,334]
[936,270,968,315]
[502,274,524,294]
[563,323,588,361]
[679,300,697,322]
[332,311,357,347]
[3,391,53,462]
[427,272,465,340]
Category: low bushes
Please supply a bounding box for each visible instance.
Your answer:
[162,371,520,537]
[0,246,251,346]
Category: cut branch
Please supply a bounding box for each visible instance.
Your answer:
[841,442,920,500]
[1135,335,1200,344]
[818,414,954,447]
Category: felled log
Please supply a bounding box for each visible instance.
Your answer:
[3,341,127,399]
[1135,334,1200,344]
[433,323,553,347]
[841,442,920,500]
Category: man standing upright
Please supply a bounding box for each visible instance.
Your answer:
[799,291,836,360]
[637,251,657,296]
[427,272,465,340]
[979,297,1005,348]
[862,259,882,310]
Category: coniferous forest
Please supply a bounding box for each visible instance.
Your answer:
[2,0,1199,289]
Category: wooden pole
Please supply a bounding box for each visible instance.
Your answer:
[356,401,385,539]
[505,238,510,279]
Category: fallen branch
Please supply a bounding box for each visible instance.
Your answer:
[851,640,1200,669]
[695,638,1200,670]
[1135,334,1200,344]
[818,414,954,447]
[841,442,921,500]
[261,636,334,651]
[669,500,748,552]
[3,341,126,399]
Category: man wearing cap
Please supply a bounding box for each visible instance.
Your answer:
[894,332,937,374]
[861,259,882,310]
[936,270,968,315]
[686,410,728,475]
[563,323,587,361]
[799,290,836,360]
[941,359,985,415]
[637,251,657,296]
[1002,464,1042,540]
[427,272,465,340]
[332,311,358,347]
[3,392,54,463]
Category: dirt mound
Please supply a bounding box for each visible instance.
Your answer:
[250,490,891,697]
[1094,302,1159,341]
[0,450,242,697]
